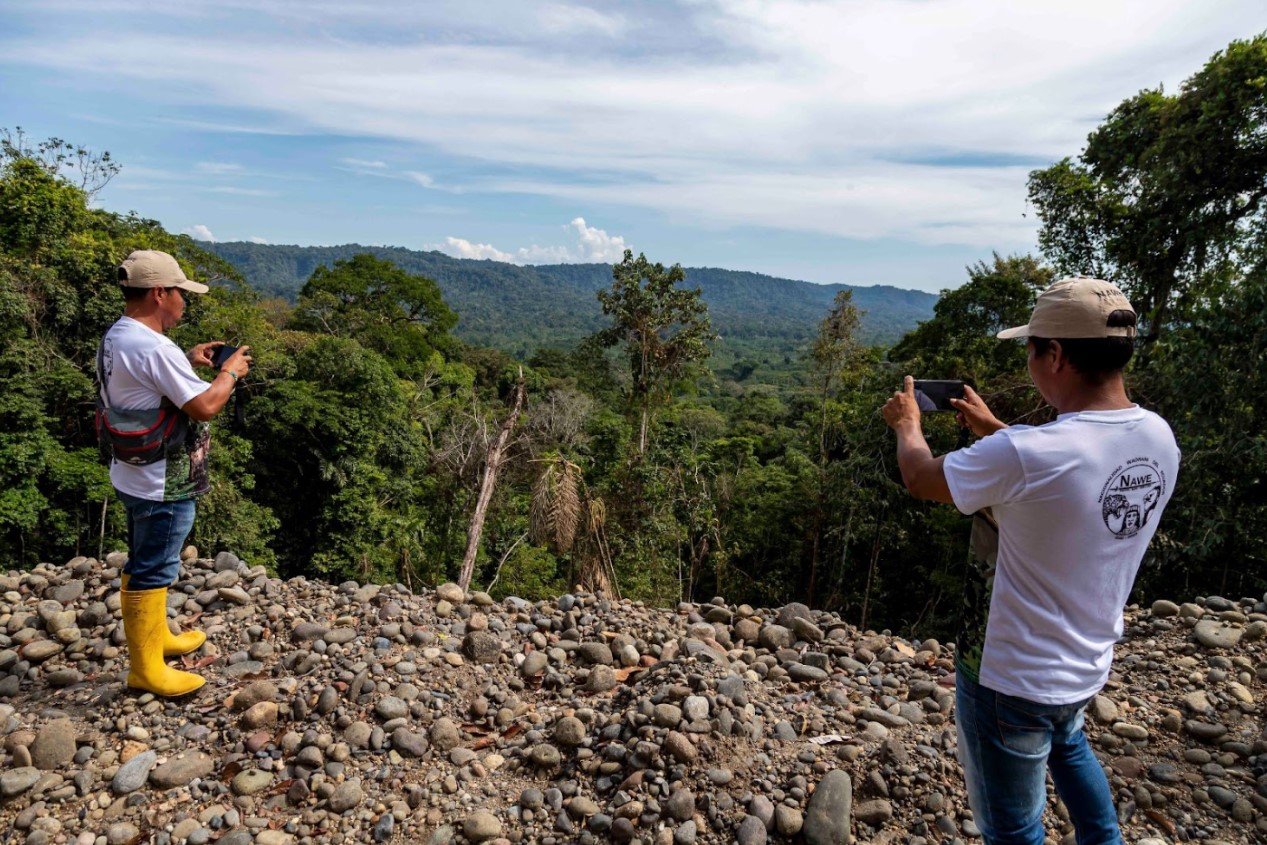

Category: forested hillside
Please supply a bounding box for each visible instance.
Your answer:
[205,241,937,352]
[2,35,1265,641]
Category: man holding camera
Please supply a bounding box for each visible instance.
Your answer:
[882,277,1179,845]
[98,249,251,697]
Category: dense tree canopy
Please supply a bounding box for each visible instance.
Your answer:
[289,253,457,377]
[3,32,1266,642]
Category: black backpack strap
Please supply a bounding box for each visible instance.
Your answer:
[96,340,112,411]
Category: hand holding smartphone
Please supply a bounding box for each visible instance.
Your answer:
[912,379,970,412]
[211,344,239,370]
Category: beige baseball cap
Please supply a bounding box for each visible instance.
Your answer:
[997,277,1135,340]
[117,250,210,294]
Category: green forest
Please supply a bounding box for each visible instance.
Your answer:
[202,240,940,354]
[3,36,1265,642]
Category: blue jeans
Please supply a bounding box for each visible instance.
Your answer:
[117,491,196,591]
[956,671,1121,845]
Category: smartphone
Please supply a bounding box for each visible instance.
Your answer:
[912,379,970,412]
[211,344,239,369]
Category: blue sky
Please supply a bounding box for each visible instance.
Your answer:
[1,1,1262,293]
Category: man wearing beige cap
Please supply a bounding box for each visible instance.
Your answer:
[882,277,1179,844]
[98,250,252,697]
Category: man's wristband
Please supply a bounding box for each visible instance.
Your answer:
[221,369,239,382]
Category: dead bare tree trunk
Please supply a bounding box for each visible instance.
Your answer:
[98,498,108,562]
[458,372,527,591]
[860,514,885,632]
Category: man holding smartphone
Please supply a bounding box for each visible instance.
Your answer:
[882,277,1179,845]
[99,250,252,697]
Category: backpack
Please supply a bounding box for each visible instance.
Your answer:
[95,343,190,466]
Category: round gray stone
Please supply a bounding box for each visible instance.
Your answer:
[1193,619,1243,649]
[584,664,617,693]
[464,631,502,663]
[429,718,461,752]
[666,788,694,821]
[674,820,698,845]
[553,716,586,747]
[435,583,465,604]
[759,625,794,651]
[30,718,76,770]
[149,751,214,789]
[0,767,40,797]
[328,778,364,813]
[392,727,428,757]
[774,805,804,836]
[112,750,157,795]
[736,814,768,845]
[530,744,562,768]
[804,769,852,845]
[374,696,408,721]
[464,810,501,842]
[231,768,273,796]
[521,651,548,677]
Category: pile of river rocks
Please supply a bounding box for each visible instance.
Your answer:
[1,550,1265,845]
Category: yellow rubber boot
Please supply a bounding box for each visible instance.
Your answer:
[121,574,206,657]
[123,587,205,697]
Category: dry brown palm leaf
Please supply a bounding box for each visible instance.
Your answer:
[530,455,582,552]
[586,496,607,535]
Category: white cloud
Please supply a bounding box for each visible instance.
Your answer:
[495,166,1035,248]
[248,235,269,244]
[537,4,624,37]
[432,217,629,264]
[566,217,626,262]
[208,186,276,196]
[153,116,298,135]
[437,237,515,262]
[196,161,244,174]
[184,224,216,242]
[405,171,435,188]
[6,0,1263,252]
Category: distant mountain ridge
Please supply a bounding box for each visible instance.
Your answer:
[206,241,939,354]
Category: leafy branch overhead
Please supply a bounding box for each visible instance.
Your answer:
[1028,36,1267,342]
[1,127,119,197]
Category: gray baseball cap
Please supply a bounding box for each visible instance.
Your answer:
[117,250,210,294]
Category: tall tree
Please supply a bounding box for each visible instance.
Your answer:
[806,289,864,604]
[290,253,457,377]
[589,250,715,454]
[1028,35,1267,341]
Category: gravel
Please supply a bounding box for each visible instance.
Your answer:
[0,554,1263,843]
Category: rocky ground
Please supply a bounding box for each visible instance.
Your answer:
[0,550,1265,845]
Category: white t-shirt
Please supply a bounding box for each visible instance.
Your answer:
[99,317,212,502]
[943,407,1180,704]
